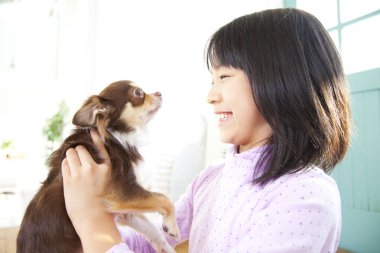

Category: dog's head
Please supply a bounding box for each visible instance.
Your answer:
[72,80,162,141]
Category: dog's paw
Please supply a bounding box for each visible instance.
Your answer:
[162,221,181,241]
[162,225,178,240]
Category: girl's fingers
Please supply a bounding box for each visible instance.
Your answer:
[65,148,81,177]
[75,145,96,168]
[90,129,110,163]
[61,158,71,179]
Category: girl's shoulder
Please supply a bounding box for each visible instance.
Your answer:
[193,158,225,186]
[284,167,338,189]
[262,167,341,206]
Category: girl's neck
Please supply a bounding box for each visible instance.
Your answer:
[238,137,269,153]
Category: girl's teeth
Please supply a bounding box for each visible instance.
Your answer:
[219,113,231,120]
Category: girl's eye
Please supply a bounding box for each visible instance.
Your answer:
[134,88,144,97]
[220,75,228,80]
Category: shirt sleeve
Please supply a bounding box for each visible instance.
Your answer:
[233,172,341,253]
[168,164,220,245]
[170,183,195,243]
[105,225,157,253]
[106,243,133,253]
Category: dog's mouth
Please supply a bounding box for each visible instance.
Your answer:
[147,104,161,117]
[147,94,162,118]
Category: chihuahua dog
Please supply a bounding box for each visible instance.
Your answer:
[16,80,180,253]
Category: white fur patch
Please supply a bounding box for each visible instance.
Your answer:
[110,127,150,149]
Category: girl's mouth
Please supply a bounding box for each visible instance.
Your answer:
[217,112,233,125]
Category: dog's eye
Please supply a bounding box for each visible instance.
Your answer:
[134,88,144,97]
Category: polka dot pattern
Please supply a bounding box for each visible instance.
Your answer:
[175,145,341,253]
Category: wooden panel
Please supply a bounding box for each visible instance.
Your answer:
[0,226,18,253]
[339,208,380,252]
[175,240,189,253]
[349,68,380,94]
[332,68,380,253]
[352,87,380,211]
[333,89,380,211]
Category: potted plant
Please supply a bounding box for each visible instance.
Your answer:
[0,139,14,159]
[42,101,69,156]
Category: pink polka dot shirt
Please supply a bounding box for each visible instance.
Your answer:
[107,145,341,253]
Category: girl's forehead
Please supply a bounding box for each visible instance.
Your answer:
[210,67,223,76]
[210,65,221,73]
[211,65,236,73]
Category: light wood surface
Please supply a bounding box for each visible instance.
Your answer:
[174,240,189,253]
[0,226,18,253]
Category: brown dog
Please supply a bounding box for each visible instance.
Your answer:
[16,80,180,253]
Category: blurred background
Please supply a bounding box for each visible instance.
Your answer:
[0,0,379,252]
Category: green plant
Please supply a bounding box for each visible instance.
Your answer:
[0,140,14,159]
[42,101,69,152]
[1,140,13,150]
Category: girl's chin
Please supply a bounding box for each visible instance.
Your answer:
[219,133,234,144]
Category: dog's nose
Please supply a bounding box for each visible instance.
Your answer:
[153,92,162,97]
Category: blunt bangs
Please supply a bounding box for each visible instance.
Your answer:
[205,18,248,71]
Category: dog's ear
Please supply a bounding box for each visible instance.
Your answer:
[72,95,114,140]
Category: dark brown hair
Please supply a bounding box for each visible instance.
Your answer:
[205,8,351,185]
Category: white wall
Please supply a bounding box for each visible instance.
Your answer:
[0,0,283,175]
[88,0,283,166]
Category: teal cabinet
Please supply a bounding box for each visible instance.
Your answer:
[332,68,380,253]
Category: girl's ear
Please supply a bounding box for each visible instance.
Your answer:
[72,95,113,141]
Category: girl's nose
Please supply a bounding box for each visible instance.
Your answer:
[207,85,221,104]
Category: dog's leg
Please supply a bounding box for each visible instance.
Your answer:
[106,191,180,241]
[116,213,176,253]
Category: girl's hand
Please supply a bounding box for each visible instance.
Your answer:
[62,129,122,252]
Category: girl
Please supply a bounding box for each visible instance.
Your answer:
[62,8,351,253]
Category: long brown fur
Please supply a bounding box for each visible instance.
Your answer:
[16,80,179,253]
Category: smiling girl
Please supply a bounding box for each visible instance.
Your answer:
[62,8,351,253]
[209,65,272,152]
